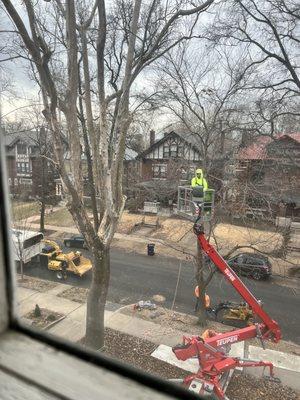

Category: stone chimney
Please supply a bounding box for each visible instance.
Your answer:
[149,129,155,146]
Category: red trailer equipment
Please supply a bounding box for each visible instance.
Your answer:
[172,211,281,399]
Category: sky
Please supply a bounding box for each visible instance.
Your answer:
[0,2,41,123]
[0,0,213,132]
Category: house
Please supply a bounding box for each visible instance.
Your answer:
[136,130,203,181]
[123,147,139,195]
[134,130,205,205]
[3,130,58,200]
[234,133,300,219]
[62,146,139,202]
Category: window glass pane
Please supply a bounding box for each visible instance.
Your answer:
[163,145,169,157]
[1,3,297,395]
[17,143,27,154]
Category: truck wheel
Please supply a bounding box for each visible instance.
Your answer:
[56,271,64,280]
[56,271,68,280]
[252,269,262,280]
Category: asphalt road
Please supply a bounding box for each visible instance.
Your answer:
[24,246,300,344]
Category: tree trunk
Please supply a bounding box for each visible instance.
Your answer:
[40,201,45,233]
[40,146,46,233]
[85,246,110,350]
[195,241,207,327]
[20,259,24,281]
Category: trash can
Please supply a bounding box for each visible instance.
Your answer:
[147,243,155,256]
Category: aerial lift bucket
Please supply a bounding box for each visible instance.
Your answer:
[177,185,215,222]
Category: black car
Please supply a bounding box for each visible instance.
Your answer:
[227,252,272,280]
[63,235,87,249]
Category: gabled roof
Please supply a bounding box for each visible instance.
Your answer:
[136,130,201,159]
[124,147,138,161]
[238,133,300,160]
[279,133,300,143]
[238,136,270,160]
[2,130,40,156]
[2,130,39,147]
[3,129,69,157]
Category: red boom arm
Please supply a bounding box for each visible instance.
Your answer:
[197,231,281,342]
[171,216,282,399]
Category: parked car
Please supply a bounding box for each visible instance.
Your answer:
[227,252,272,280]
[63,235,87,249]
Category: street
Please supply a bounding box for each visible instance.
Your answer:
[23,246,300,345]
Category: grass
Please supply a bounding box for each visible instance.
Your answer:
[11,201,40,221]
[45,207,75,227]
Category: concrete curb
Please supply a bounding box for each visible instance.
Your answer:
[246,345,300,391]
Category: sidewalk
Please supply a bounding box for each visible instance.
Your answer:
[17,283,190,345]
[16,281,300,392]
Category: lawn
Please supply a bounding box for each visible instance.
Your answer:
[11,201,40,221]
[45,207,75,227]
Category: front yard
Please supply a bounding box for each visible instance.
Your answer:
[11,200,40,221]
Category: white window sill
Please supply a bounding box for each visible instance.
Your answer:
[0,330,179,400]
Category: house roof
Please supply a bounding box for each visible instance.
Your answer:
[2,129,69,155]
[136,130,201,160]
[280,133,300,143]
[238,133,300,160]
[124,147,138,161]
[2,130,40,156]
[63,146,138,161]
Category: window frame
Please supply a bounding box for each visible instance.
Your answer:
[0,141,200,400]
[16,142,27,155]
[152,163,167,179]
[163,144,170,158]
[170,143,178,158]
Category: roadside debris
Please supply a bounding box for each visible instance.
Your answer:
[134,300,157,311]
[149,311,165,319]
[152,294,166,303]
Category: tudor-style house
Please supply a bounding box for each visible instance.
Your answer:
[132,130,208,206]
[3,130,58,200]
[136,130,203,183]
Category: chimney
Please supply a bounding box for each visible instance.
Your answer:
[149,130,155,146]
[240,131,251,148]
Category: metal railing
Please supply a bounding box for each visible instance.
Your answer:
[177,186,215,222]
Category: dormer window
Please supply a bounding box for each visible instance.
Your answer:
[17,143,27,155]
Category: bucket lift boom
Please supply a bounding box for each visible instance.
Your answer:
[172,200,281,399]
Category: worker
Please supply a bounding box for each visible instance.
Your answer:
[191,168,208,190]
[194,285,211,312]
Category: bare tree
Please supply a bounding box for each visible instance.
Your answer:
[0,0,215,349]
[154,45,245,172]
[208,0,300,136]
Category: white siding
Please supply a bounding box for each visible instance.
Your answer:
[144,136,201,161]
[158,144,163,158]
